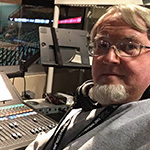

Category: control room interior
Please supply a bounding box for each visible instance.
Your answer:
[0,0,149,149]
[0,0,101,115]
[0,0,96,98]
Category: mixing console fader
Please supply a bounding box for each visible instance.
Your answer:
[0,72,58,150]
[0,104,57,150]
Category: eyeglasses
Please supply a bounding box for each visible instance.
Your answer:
[89,40,150,57]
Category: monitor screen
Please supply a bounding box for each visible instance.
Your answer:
[39,27,92,68]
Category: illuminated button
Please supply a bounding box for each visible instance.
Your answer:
[0,117,7,121]
[9,115,16,119]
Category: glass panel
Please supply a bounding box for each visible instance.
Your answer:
[0,2,85,66]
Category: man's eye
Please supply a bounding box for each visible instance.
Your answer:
[119,42,137,51]
[97,41,109,49]
[126,44,137,50]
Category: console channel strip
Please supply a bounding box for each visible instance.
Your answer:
[0,103,57,150]
[0,72,57,150]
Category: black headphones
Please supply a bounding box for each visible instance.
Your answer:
[73,80,102,111]
[73,80,150,111]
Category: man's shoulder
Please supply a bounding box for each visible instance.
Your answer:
[108,99,150,125]
[121,98,150,110]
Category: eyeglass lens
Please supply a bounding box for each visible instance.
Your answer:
[93,40,140,57]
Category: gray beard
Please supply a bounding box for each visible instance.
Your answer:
[89,84,129,106]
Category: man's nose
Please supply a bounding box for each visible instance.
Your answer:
[102,46,120,65]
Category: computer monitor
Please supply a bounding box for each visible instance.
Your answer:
[39,27,91,69]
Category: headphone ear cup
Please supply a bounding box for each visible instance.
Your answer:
[73,80,101,111]
[77,80,94,97]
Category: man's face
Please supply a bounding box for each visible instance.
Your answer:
[92,18,150,103]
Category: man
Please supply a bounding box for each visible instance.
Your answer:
[26,4,150,150]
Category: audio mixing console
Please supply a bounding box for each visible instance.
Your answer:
[0,72,57,150]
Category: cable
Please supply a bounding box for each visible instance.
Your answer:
[21,76,31,99]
